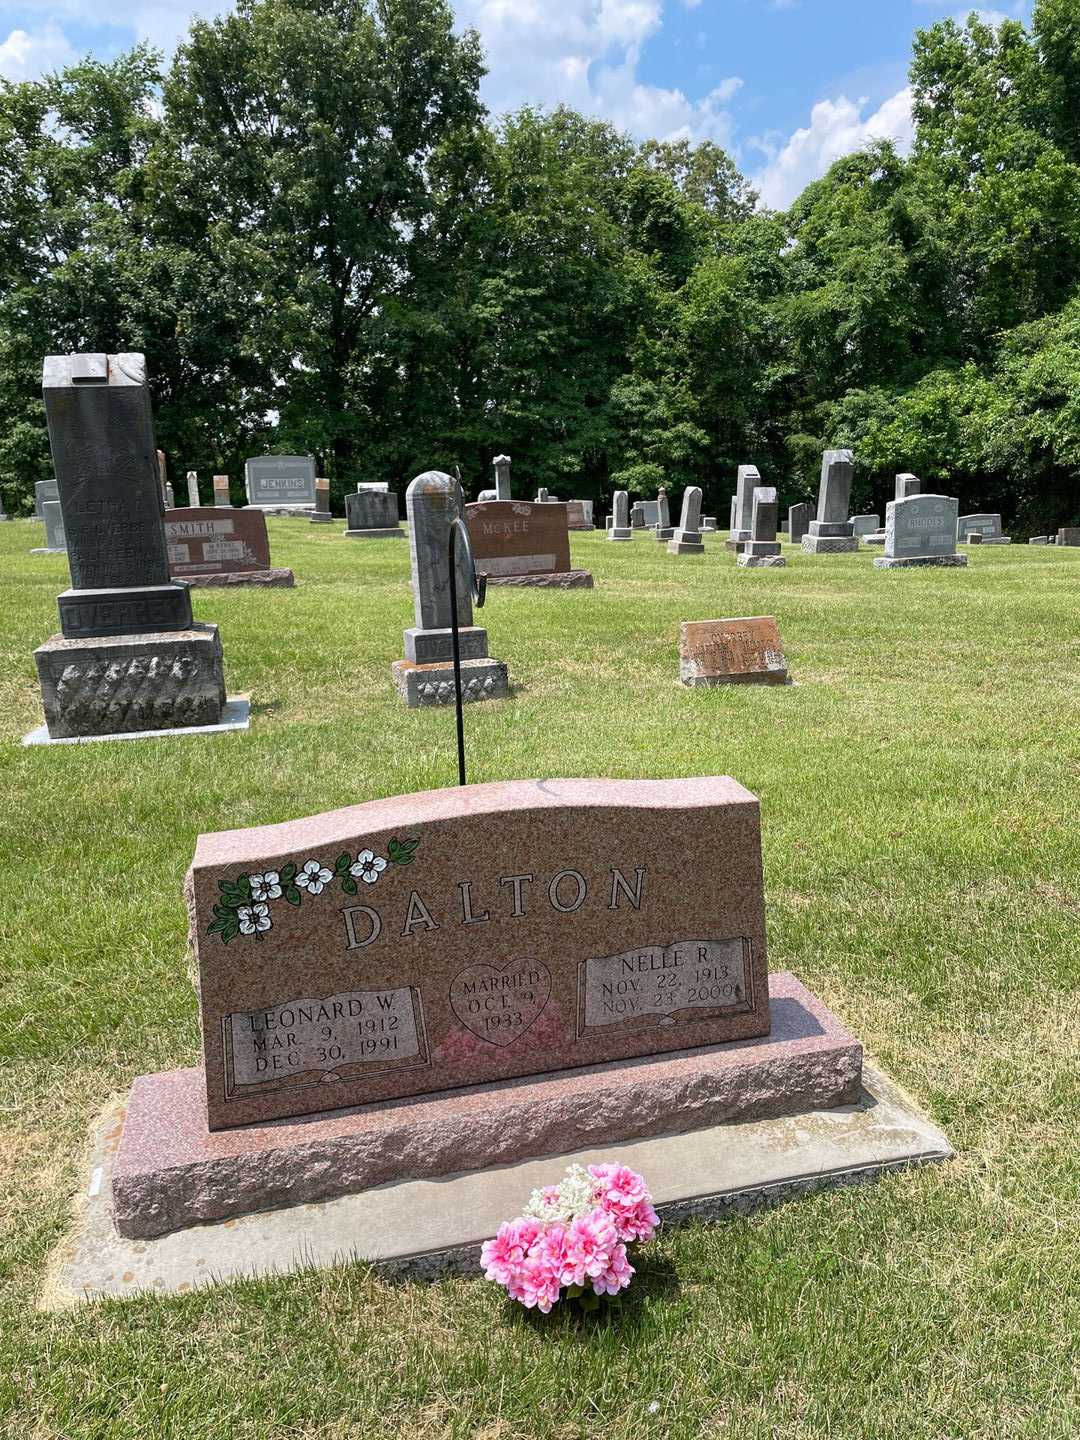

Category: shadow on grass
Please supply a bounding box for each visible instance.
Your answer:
[503,1251,682,1338]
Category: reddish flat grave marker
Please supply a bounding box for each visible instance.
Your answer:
[465,500,572,578]
[165,507,273,577]
[190,777,771,1129]
[680,616,788,687]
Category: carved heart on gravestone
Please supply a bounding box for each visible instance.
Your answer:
[449,959,552,1048]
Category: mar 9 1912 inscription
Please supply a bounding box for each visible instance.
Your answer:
[189,777,771,1129]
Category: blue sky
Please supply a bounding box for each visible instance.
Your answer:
[0,0,1031,207]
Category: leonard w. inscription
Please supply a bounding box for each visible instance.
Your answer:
[190,777,770,1129]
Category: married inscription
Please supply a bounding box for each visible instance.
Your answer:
[449,960,552,1047]
[222,986,429,1099]
[577,938,750,1035]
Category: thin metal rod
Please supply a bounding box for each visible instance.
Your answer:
[449,522,467,787]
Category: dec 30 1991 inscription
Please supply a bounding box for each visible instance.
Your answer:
[189,777,771,1130]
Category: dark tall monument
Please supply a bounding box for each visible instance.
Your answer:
[33,352,228,738]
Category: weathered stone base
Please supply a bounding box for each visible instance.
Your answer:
[864,534,886,545]
[724,539,745,553]
[183,568,295,588]
[484,569,594,589]
[655,527,675,541]
[34,625,226,739]
[30,546,65,555]
[608,529,633,541]
[668,539,705,555]
[873,554,969,569]
[344,527,405,539]
[247,505,316,518]
[109,972,860,1241]
[682,668,789,687]
[801,534,859,554]
[737,554,788,568]
[392,655,508,707]
[966,537,1010,545]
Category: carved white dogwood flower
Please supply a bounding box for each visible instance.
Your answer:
[296,859,333,894]
[350,849,387,885]
[249,871,281,901]
[237,903,271,936]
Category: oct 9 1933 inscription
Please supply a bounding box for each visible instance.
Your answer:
[189,777,771,1129]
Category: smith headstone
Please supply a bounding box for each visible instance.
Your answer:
[165,507,294,586]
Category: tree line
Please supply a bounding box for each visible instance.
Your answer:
[1,0,1079,534]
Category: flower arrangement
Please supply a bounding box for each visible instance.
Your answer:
[480,1163,658,1313]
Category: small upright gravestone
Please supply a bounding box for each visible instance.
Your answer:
[165,483,175,508]
[213,475,231,507]
[566,500,594,530]
[1057,527,1080,546]
[654,488,674,542]
[630,502,645,529]
[850,514,880,539]
[344,490,404,539]
[609,490,632,541]
[802,450,857,554]
[732,466,759,546]
[957,514,1010,544]
[738,488,785,568]
[392,472,508,707]
[186,471,201,508]
[787,502,812,544]
[34,478,58,519]
[32,352,228,739]
[493,455,512,502]
[729,495,738,532]
[310,478,334,523]
[668,486,704,555]
[31,500,67,553]
[896,474,922,500]
[873,495,967,569]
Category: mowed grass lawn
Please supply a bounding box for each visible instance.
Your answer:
[1,518,1077,1440]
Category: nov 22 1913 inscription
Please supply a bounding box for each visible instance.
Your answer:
[190,777,770,1129]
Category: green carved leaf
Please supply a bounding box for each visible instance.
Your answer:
[284,885,301,906]
[280,862,297,882]
[335,852,350,874]
[388,836,420,865]
[341,876,358,895]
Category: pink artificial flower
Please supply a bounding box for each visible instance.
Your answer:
[518,1253,563,1313]
[590,1240,635,1297]
[566,1209,619,1284]
[588,1163,648,1207]
[480,1216,543,1285]
[537,1223,579,1289]
[613,1195,660,1244]
[540,1185,561,1206]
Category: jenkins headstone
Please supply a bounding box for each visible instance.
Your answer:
[245,455,317,510]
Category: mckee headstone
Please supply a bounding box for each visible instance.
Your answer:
[165,507,294,587]
[609,490,632,541]
[738,488,785,568]
[245,455,317,515]
[679,616,788,687]
[310,478,334,523]
[32,353,227,739]
[957,513,1010,544]
[802,450,857,554]
[465,499,593,588]
[873,495,967,570]
[344,490,404,539]
[850,514,880,539]
[393,471,509,707]
[186,471,201,508]
[212,475,231,508]
[668,486,705,555]
[32,499,67,553]
[787,502,812,544]
[895,473,922,500]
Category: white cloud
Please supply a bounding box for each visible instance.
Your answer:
[0,23,77,81]
[457,0,741,143]
[751,86,915,209]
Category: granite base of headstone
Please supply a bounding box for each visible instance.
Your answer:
[873,495,967,569]
[344,490,404,539]
[680,616,789,686]
[393,472,508,707]
[31,500,67,554]
[32,352,232,740]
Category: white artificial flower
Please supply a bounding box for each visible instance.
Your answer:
[350,849,387,885]
[524,1164,597,1223]
[296,859,333,895]
[237,903,271,936]
[249,871,281,901]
